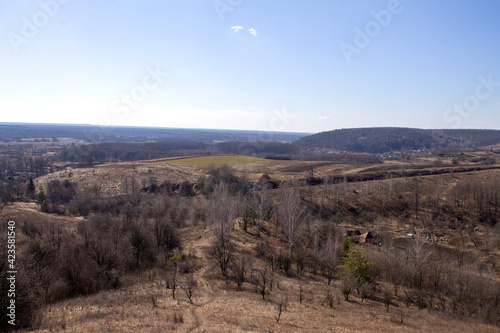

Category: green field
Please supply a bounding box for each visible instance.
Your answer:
[154,155,266,166]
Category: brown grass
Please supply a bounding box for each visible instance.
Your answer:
[25,220,500,333]
[34,153,500,198]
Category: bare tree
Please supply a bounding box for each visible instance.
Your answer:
[153,216,179,252]
[252,185,270,231]
[409,238,433,273]
[359,282,373,303]
[231,255,253,290]
[45,221,63,249]
[408,238,433,291]
[414,177,420,220]
[123,175,138,195]
[87,231,115,269]
[275,295,287,323]
[380,283,393,312]
[208,238,233,278]
[169,252,183,299]
[278,187,308,254]
[253,264,274,300]
[13,180,25,200]
[238,194,252,233]
[456,234,467,270]
[209,183,236,244]
[341,272,355,301]
[181,273,197,304]
[207,183,237,278]
[320,234,340,285]
[326,288,337,308]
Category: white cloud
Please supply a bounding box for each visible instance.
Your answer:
[248,28,258,36]
[319,116,330,120]
[230,26,244,32]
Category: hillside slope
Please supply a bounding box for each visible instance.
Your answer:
[9,211,495,333]
[5,158,499,332]
[295,128,500,153]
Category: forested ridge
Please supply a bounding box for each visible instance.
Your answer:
[296,128,500,153]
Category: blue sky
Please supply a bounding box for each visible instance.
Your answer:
[1,0,499,133]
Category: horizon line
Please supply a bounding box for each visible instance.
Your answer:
[2,121,500,134]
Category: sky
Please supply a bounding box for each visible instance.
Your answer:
[1,0,499,134]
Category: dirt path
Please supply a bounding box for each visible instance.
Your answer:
[185,265,217,332]
[181,227,218,333]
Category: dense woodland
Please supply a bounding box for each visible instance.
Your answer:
[296,128,500,153]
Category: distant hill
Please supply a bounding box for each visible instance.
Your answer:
[0,122,309,144]
[295,128,500,154]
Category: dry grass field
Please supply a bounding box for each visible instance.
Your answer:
[35,154,500,197]
[153,155,266,166]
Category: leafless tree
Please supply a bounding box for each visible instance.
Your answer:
[408,238,433,291]
[87,231,115,269]
[320,234,340,285]
[209,182,236,244]
[278,187,308,254]
[253,263,274,300]
[208,238,233,278]
[153,216,179,252]
[409,238,433,270]
[326,288,336,308]
[207,183,238,278]
[252,185,270,230]
[380,283,393,312]
[456,234,468,270]
[275,295,287,323]
[169,252,183,299]
[341,272,355,301]
[414,177,420,220]
[231,255,253,290]
[123,175,138,195]
[182,273,197,304]
[45,221,63,249]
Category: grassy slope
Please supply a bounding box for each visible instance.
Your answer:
[35,152,500,198]
[14,214,498,333]
[152,155,266,166]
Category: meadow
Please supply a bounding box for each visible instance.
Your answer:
[154,155,266,166]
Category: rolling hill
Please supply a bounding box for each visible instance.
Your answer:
[295,128,500,154]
